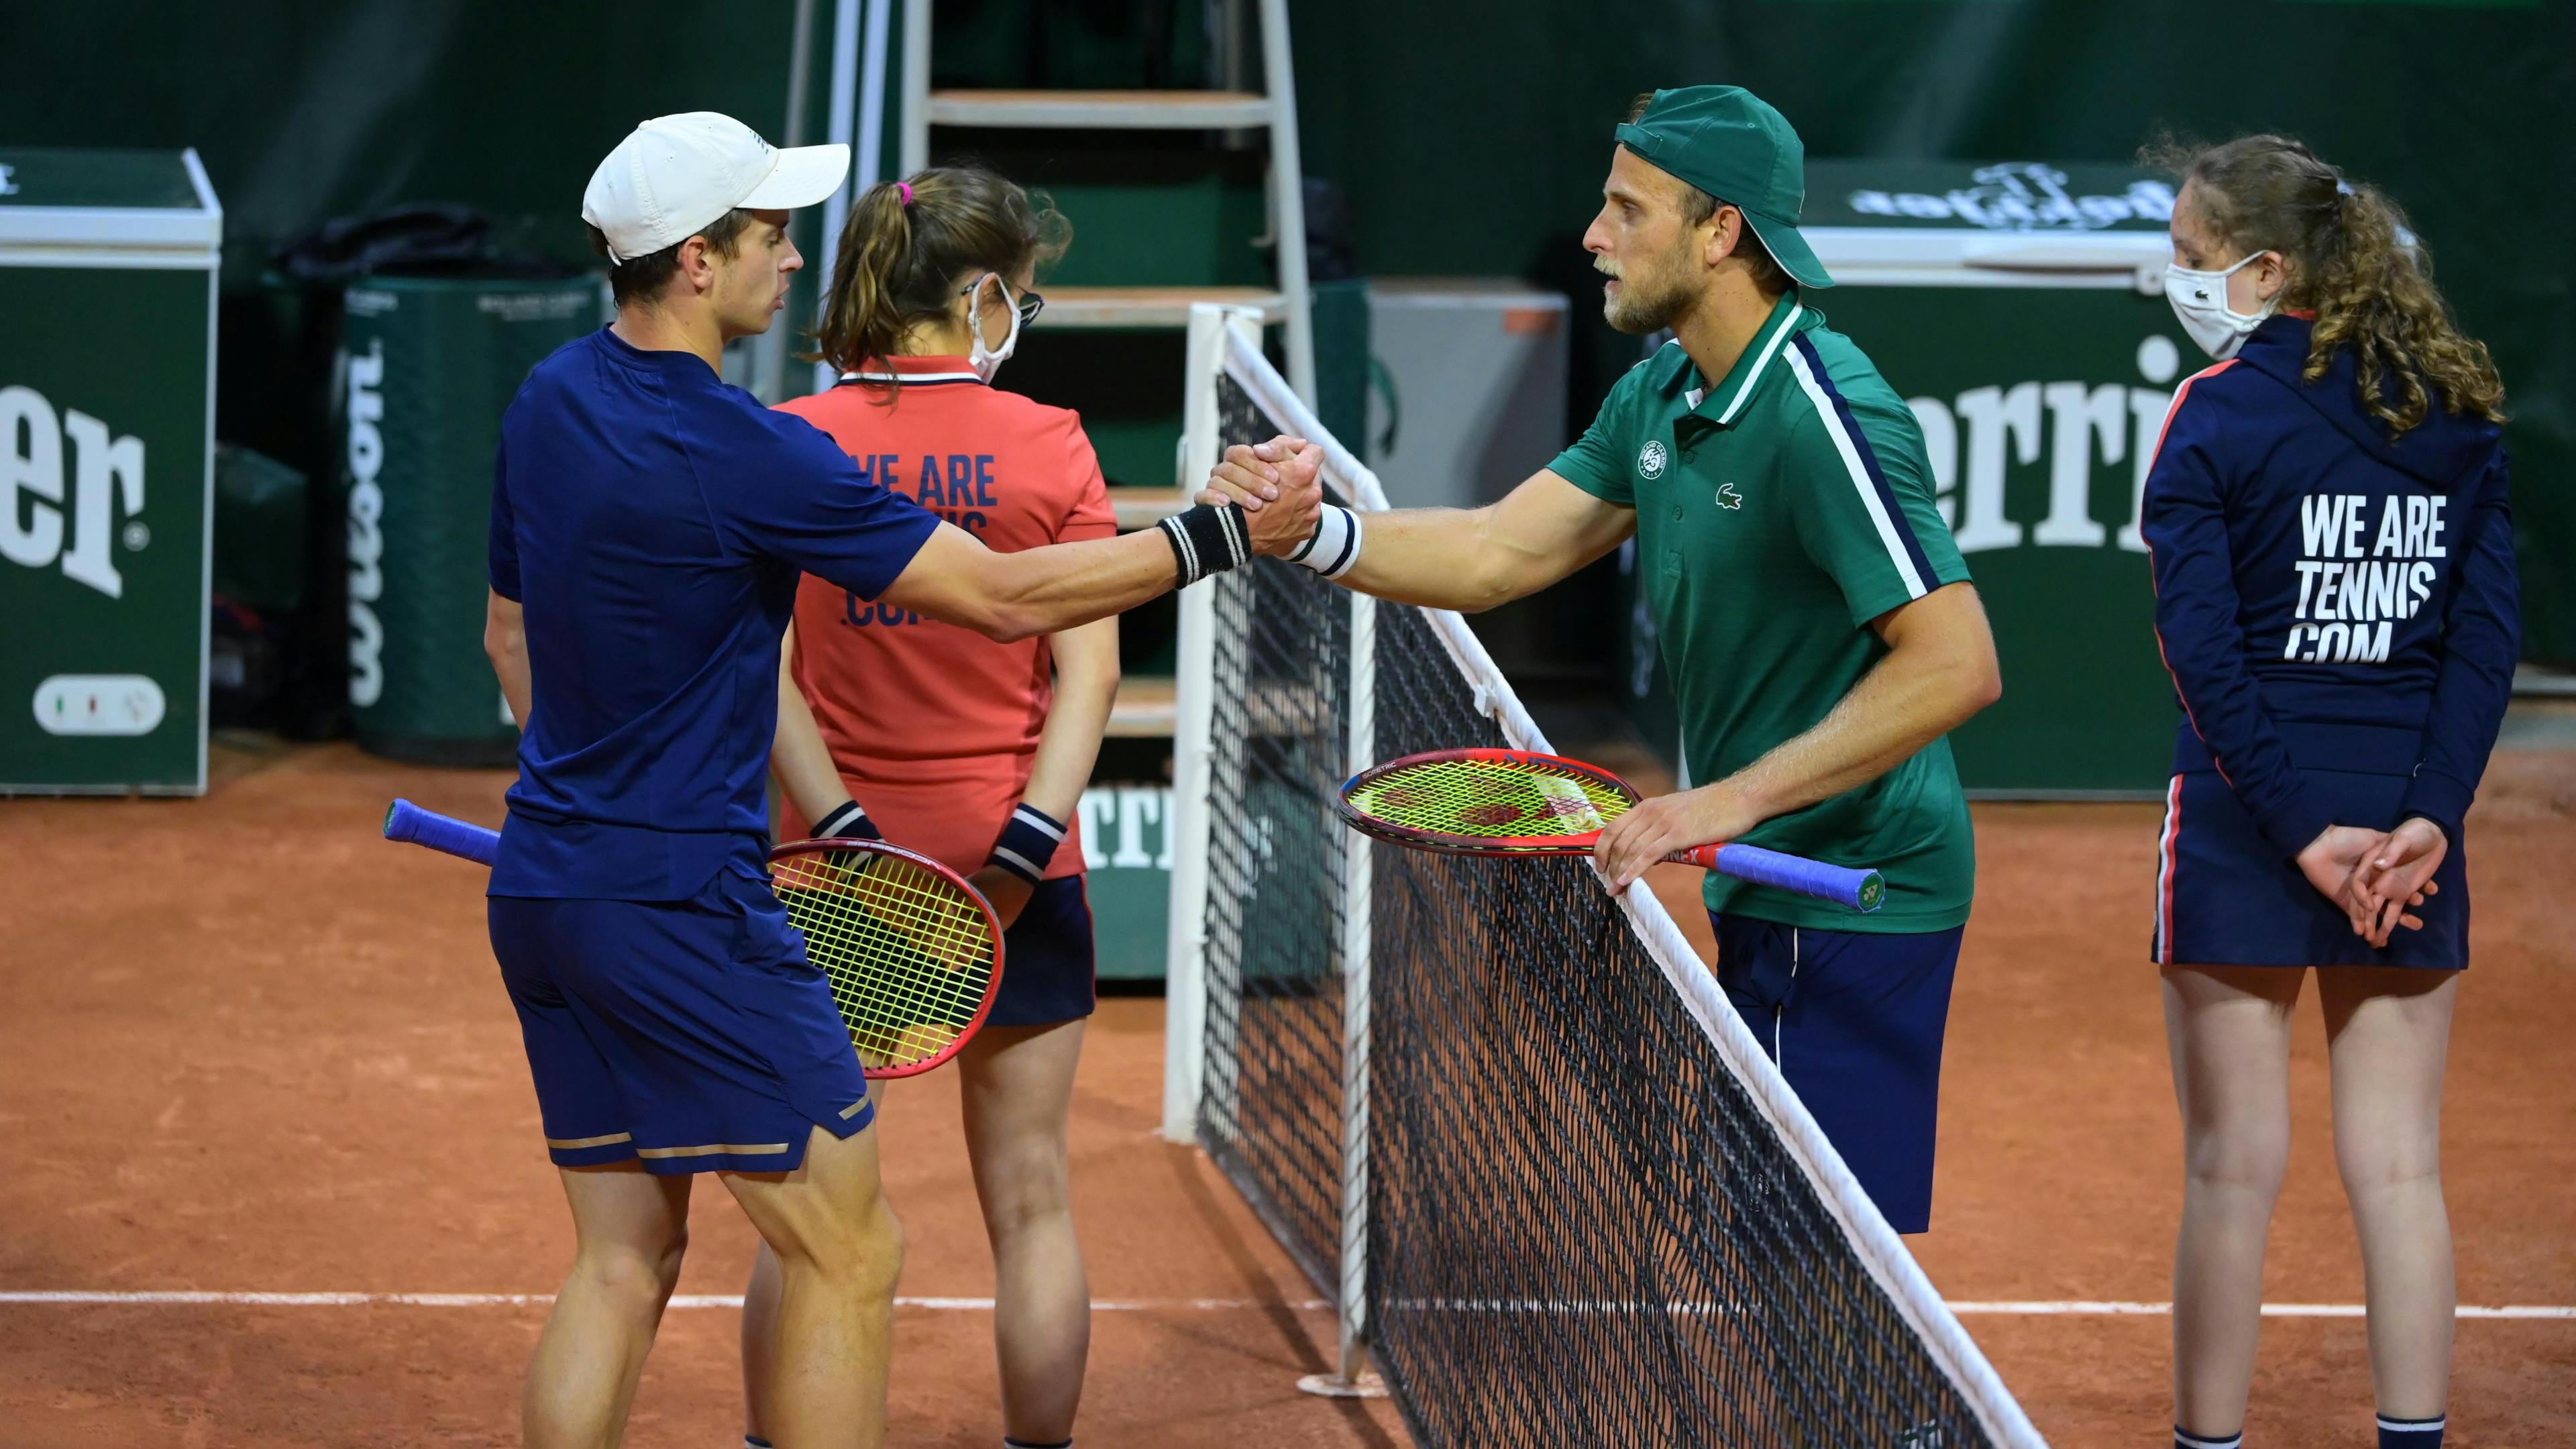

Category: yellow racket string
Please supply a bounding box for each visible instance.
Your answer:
[771,848,997,1069]
[1348,757,1634,841]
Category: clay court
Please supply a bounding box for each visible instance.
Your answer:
[3,727,2570,1447]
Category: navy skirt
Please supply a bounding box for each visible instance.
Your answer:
[2151,768,2468,970]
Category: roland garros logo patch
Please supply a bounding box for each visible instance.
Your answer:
[1637,440,1668,480]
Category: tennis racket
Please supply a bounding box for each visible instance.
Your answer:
[382,799,1004,1077]
[1335,748,1884,912]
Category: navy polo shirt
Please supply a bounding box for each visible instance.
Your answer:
[488,325,939,900]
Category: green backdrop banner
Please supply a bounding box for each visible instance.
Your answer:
[7,2,2567,661]
[1288,0,2576,665]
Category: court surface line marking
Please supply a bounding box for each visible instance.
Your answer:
[0,1291,1326,1311]
[0,1292,2569,1319]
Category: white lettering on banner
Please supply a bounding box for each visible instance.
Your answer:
[0,387,65,569]
[1075,786,1177,872]
[60,411,144,596]
[1077,790,1114,870]
[1845,164,2176,233]
[2037,382,2125,547]
[1946,383,2037,551]
[0,164,17,196]
[1112,787,1162,869]
[346,341,387,708]
[2277,491,2447,664]
[1911,339,2178,556]
[1,384,148,598]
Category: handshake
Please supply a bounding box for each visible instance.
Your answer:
[2295,818,2449,950]
[1203,433,1328,559]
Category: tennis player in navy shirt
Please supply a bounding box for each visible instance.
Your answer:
[2140,135,2516,1449]
[482,113,1321,1449]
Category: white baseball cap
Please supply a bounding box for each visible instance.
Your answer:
[582,112,849,264]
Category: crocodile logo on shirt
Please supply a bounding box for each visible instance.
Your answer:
[1715,482,1744,511]
[1637,440,1668,480]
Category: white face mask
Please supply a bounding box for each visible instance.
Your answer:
[967,273,1022,383]
[2164,250,2277,361]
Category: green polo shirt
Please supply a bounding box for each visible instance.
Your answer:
[1549,293,1976,931]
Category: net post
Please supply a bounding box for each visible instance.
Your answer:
[1162,303,1238,1143]
[1159,576,1216,1144]
[1302,584,1385,1400]
[1336,586,1381,1391]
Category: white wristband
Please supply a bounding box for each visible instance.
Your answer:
[1287,503,1362,578]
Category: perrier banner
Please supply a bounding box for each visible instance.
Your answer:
[0,148,221,794]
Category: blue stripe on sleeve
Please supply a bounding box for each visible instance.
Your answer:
[1791,337,1940,590]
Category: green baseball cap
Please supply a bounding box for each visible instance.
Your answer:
[1614,85,1833,290]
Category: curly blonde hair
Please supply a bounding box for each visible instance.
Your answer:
[2145,133,2505,438]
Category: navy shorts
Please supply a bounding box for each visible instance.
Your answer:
[488,869,877,1175]
[987,875,1097,1028]
[1711,914,1965,1236]
[2153,769,2469,970]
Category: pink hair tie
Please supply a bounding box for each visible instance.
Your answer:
[895,181,914,207]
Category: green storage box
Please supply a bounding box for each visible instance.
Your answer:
[341,272,602,765]
[0,148,221,794]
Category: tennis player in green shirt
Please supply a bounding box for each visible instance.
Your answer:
[1205,85,2000,1234]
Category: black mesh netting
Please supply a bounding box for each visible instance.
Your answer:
[1199,372,1998,1449]
[1196,476,1350,1291]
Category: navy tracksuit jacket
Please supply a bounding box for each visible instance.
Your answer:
[2140,313,2520,859]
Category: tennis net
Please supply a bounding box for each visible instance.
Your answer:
[1162,306,2044,1448]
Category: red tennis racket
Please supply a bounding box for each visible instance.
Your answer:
[1334,748,1884,912]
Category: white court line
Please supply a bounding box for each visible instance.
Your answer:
[0,1291,1330,1311]
[1951,1301,2575,1320]
[0,1292,2568,1319]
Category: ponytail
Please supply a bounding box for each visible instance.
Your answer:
[815,180,920,384]
[2146,133,2505,438]
[812,166,1070,394]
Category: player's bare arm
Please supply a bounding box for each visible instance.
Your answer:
[484,588,531,729]
[1595,580,2002,890]
[771,621,859,826]
[1198,451,1635,612]
[889,440,1322,641]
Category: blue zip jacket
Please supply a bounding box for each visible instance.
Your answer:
[2140,313,2518,857]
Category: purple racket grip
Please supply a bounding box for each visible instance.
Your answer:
[382,799,500,868]
[1675,842,1885,912]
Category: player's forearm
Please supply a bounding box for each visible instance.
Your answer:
[1333,506,1521,612]
[992,531,1187,638]
[886,528,1179,643]
[1308,472,1630,613]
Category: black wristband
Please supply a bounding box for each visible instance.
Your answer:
[986,802,1067,885]
[1155,502,1253,588]
[810,800,881,841]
